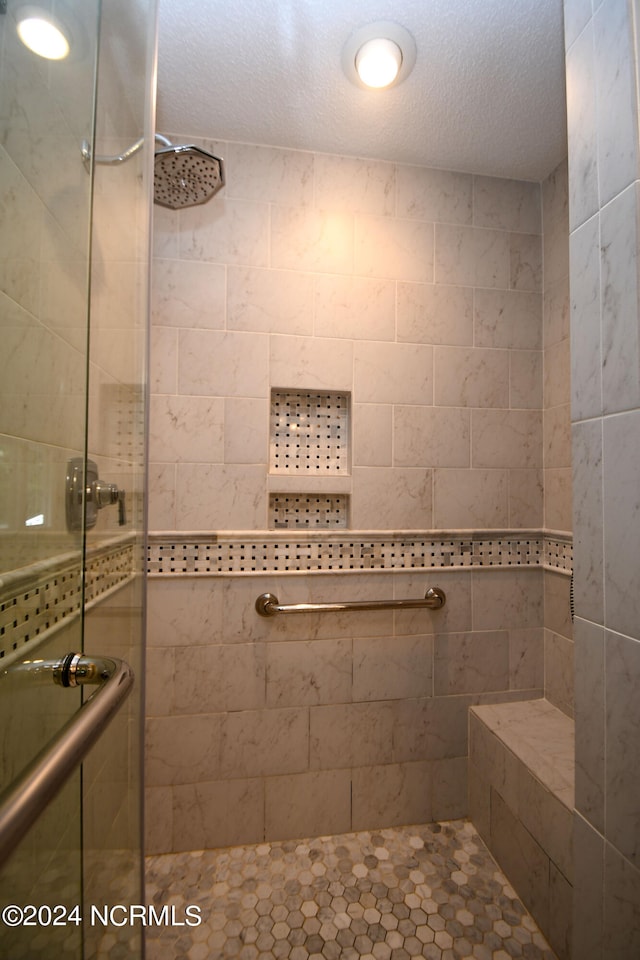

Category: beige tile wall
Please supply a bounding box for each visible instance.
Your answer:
[145,568,544,852]
[565,0,640,954]
[147,142,570,851]
[150,141,544,532]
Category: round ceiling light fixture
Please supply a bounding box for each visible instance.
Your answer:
[343,21,416,90]
[15,5,70,60]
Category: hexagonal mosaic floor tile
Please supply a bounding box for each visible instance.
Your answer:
[145,819,558,960]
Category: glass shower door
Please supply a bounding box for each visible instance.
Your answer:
[0,0,155,956]
[0,0,100,947]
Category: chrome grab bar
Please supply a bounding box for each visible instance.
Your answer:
[0,654,134,867]
[255,586,446,617]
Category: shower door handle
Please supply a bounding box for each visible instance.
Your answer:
[0,653,134,867]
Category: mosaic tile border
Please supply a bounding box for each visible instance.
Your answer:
[0,537,137,663]
[147,530,572,576]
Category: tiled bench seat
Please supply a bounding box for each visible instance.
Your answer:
[468,698,574,960]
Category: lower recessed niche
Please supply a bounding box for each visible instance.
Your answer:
[269,494,348,529]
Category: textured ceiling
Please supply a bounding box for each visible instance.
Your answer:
[156,0,567,182]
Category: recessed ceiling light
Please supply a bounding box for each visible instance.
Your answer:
[355,38,402,88]
[343,21,416,91]
[16,5,70,60]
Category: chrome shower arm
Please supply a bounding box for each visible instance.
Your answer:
[81,132,173,166]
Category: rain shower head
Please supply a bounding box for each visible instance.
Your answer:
[81,135,225,210]
[153,143,225,210]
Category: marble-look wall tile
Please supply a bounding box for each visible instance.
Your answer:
[517,764,573,882]
[508,468,544,527]
[224,142,314,206]
[474,289,542,350]
[145,786,173,855]
[508,628,544,690]
[178,329,269,398]
[604,839,640,959]
[572,813,604,960]
[270,334,354,391]
[314,154,395,216]
[548,861,573,960]
[173,643,265,713]
[593,0,638,207]
[224,398,269,464]
[354,214,434,282]
[265,770,351,840]
[433,468,508,528]
[146,577,224,647]
[350,467,432,529]
[352,635,433,701]
[510,233,543,292]
[309,701,394,770]
[563,0,592,50]
[396,282,474,345]
[435,224,510,288]
[180,197,269,267]
[434,346,509,407]
[570,213,601,420]
[393,695,473,763]
[271,206,353,274]
[354,342,433,404]
[510,350,543,409]
[220,708,309,779]
[600,183,640,414]
[172,778,264,850]
[175,463,267,529]
[150,326,178,395]
[433,631,510,695]
[571,419,603,621]
[353,403,393,466]
[490,789,550,935]
[544,467,573,532]
[314,274,395,341]
[603,410,640,638]
[393,406,470,468]
[605,629,640,868]
[152,259,225,328]
[472,569,543,631]
[392,569,473,637]
[472,409,542,468]
[574,618,605,831]
[266,638,352,707]
[544,629,575,718]
[145,714,223,786]
[351,761,433,830]
[544,404,572,468]
[227,266,314,336]
[396,166,472,224]
[149,394,224,463]
[544,276,570,349]
[566,20,599,230]
[544,338,571,409]
[147,463,176,529]
[473,177,541,233]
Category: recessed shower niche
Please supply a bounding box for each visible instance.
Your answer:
[268,390,351,528]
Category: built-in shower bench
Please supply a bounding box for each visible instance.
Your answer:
[468,698,574,960]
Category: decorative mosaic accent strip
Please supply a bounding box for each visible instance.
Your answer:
[0,538,136,662]
[269,494,349,529]
[270,390,349,474]
[147,531,572,576]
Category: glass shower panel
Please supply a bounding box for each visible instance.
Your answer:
[0,0,100,955]
[81,0,155,955]
[0,0,155,956]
